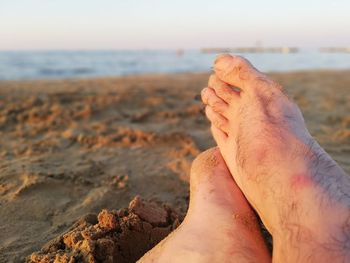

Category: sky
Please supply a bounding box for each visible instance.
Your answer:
[0,0,349,50]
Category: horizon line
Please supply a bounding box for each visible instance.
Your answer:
[0,46,348,52]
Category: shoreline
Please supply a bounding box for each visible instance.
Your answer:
[1,68,350,83]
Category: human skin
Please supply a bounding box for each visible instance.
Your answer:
[201,54,350,262]
[138,148,271,263]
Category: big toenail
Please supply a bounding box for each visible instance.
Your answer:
[214,57,232,72]
[214,54,230,65]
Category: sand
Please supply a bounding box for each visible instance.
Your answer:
[28,196,183,263]
[0,71,349,262]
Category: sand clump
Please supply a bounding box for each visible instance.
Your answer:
[28,196,183,263]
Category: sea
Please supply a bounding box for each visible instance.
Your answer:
[0,49,349,80]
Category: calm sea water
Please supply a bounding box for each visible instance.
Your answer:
[0,50,349,80]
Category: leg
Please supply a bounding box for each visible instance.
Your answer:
[202,54,350,262]
[138,148,271,263]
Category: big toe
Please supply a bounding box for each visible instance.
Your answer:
[189,147,252,215]
[214,54,279,93]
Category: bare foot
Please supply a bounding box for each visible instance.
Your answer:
[138,148,270,263]
[201,54,350,262]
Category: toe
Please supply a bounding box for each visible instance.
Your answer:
[214,54,278,93]
[190,147,223,179]
[190,147,253,214]
[208,74,240,104]
[190,147,232,194]
[205,106,229,134]
[201,87,229,117]
[210,124,227,146]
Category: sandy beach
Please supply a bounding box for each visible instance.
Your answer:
[0,70,349,262]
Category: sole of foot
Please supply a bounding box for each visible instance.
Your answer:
[138,147,270,263]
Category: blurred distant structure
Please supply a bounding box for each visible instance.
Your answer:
[320,47,350,53]
[201,47,299,54]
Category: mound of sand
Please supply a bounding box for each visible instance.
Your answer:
[28,196,183,263]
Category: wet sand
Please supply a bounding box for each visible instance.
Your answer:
[0,71,349,262]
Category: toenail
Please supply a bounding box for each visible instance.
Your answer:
[214,56,233,72]
[201,90,210,105]
[231,86,241,92]
[214,54,231,65]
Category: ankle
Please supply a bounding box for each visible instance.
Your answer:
[276,168,350,231]
[273,218,350,263]
[272,166,350,261]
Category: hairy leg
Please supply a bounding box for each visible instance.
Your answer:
[202,54,350,262]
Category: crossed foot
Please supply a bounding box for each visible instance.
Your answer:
[139,55,350,262]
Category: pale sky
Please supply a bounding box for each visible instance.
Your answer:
[0,0,349,50]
